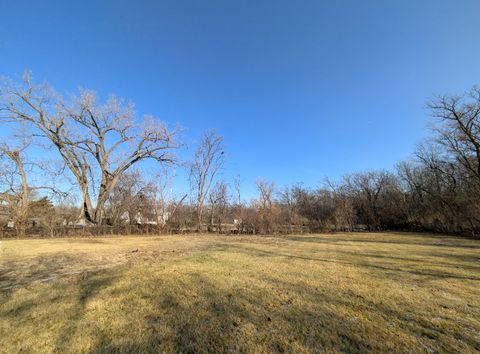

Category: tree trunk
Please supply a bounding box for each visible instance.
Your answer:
[80,183,94,224]
[11,152,29,236]
[94,174,120,224]
[197,207,202,231]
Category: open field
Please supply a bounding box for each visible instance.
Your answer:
[1,233,479,353]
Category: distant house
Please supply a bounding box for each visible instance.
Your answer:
[0,203,10,224]
[119,210,171,226]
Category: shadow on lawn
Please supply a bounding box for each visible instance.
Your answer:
[223,244,480,282]
[258,274,480,353]
[333,249,480,273]
[0,249,129,293]
[79,267,478,353]
[0,254,82,292]
[287,234,480,249]
[54,269,124,352]
[83,272,371,354]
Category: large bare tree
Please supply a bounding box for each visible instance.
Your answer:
[189,130,225,230]
[0,72,178,224]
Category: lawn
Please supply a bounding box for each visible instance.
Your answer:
[1,233,479,353]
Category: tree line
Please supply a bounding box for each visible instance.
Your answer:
[0,73,479,237]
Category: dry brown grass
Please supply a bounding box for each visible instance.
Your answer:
[1,232,479,353]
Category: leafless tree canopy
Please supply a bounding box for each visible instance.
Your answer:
[0,72,179,224]
[189,130,225,230]
[428,87,480,189]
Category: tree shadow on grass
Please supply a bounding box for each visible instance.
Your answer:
[84,271,373,354]
[0,252,126,293]
[0,263,126,353]
[424,251,480,264]
[331,249,480,273]
[257,273,480,353]
[82,267,479,353]
[287,234,480,249]
[54,268,124,353]
[222,244,480,282]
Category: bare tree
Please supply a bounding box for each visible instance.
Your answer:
[428,87,480,190]
[189,130,225,230]
[149,167,181,228]
[277,185,295,226]
[255,178,276,233]
[256,178,275,211]
[342,171,392,230]
[106,170,145,225]
[233,174,242,206]
[208,180,229,232]
[0,135,65,235]
[0,72,179,224]
[0,143,30,235]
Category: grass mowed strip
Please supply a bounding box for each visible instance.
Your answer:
[1,233,479,353]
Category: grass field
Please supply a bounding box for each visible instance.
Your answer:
[1,233,479,353]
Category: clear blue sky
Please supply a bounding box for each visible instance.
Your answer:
[1,0,480,198]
